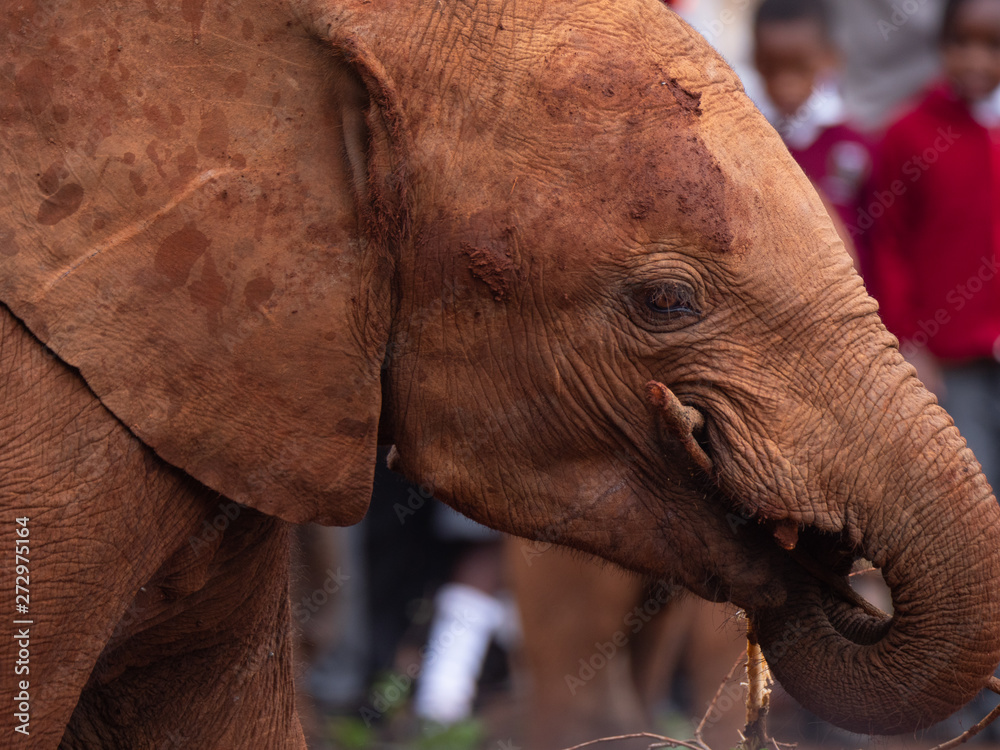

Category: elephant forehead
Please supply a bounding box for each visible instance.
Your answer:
[427,109,739,266]
[421,67,753,258]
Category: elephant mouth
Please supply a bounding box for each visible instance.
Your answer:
[649,382,1000,732]
[773,525,894,646]
[744,508,1000,735]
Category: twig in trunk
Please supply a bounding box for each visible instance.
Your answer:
[790,549,888,620]
[739,627,772,750]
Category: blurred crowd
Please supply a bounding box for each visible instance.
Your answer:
[294,1,1000,747]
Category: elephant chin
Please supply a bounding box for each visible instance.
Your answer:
[746,503,1000,735]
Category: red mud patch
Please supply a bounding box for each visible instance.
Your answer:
[154,222,210,287]
[188,254,228,333]
[36,183,84,225]
[663,77,702,115]
[197,107,229,159]
[244,276,275,311]
[181,0,206,31]
[461,242,516,301]
[14,59,53,117]
[0,225,20,257]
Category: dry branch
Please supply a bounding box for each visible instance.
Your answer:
[693,653,745,745]
[740,634,771,750]
[558,638,1000,750]
[557,732,706,750]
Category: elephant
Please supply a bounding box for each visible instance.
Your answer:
[2,0,1000,746]
[504,538,747,749]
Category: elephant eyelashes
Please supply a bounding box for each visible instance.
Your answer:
[634,283,700,326]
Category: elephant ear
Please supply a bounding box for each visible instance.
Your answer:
[0,9,404,525]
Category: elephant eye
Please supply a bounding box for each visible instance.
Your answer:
[644,283,698,318]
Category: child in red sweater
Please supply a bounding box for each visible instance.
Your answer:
[869,0,1000,506]
[752,0,875,267]
[870,5,1000,732]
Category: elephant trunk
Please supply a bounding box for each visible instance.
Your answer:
[749,376,1000,734]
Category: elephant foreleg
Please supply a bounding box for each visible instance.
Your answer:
[61,509,304,749]
[0,304,305,748]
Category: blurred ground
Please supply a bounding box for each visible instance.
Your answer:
[309,679,1000,750]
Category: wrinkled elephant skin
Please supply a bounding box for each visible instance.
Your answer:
[2,0,1000,745]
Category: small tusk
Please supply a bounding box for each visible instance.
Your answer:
[772,519,799,551]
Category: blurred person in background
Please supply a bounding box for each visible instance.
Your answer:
[827,0,947,132]
[868,0,1000,729]
[672,1,949,133]
[363,450,512,740]
[752,0,875,271]
[670,0,758,82]
[411,503,509,733]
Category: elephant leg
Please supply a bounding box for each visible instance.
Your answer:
[63,509,304,749]
[505,538,652,749]
[0,305,304,748]
[1,304,204,743]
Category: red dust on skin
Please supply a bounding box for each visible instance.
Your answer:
[0,226,20,258]
[36,183,84,225]
[154,222,210,287]
[38,160,68,195]
[188,254,228,333]
[146,141,168,180]
[224,72,248,99]
[98,70,127,114]
[461,242,516,301]
[181,0,207,33]
[14,59,53,116]
[169,103,185,126]
[177,145,199,181]
[244,276,275,311]
[197,108,229,159]
[129,170,148,197]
